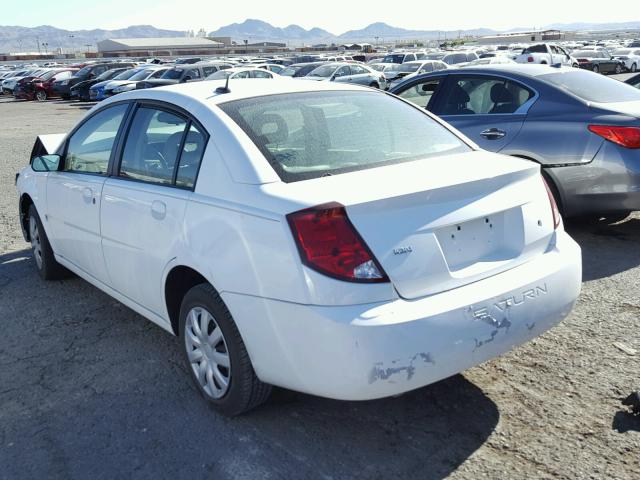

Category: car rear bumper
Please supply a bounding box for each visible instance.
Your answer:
[548,141,640,216]
[222,230,581,401]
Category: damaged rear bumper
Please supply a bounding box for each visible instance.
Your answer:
[222,230,582,401]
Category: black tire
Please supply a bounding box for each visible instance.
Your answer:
[572,63,579,68]
[615,64,623,74]
[61,94,70,100]
[36,90,47,102]
[631,63,637,73]
[540,61,547,65]
[593,65,599,74]
[369,81,380,89]
[28,205,67,280]
[179,283,272,416]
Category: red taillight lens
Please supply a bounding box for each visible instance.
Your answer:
[542,177,561,229]
[588,125,640,149]
[287,202,388,283]
[527,56,534,62]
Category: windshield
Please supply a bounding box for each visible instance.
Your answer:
[398,63,421,73]
[161,68,184,80]
[129,69,156,81]
[38,70,59,80]
[280,66,298,76]
[308,65,337,77]
[381,54,405,63]
[207,70,232,80]
[113,69,138,80]
[540,71,640,103]
[219,91,470,183]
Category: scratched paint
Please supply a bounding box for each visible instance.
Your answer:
[369,352,435,384]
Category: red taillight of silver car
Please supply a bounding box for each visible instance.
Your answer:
[287,202,388,283]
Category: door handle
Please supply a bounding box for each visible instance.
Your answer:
[480,128,507,140]
[82,187,94,204]
[151,200,167,220]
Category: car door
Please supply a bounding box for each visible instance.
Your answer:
[100,103,207,315]
[46,103,129,284]
[430,74,534,152]
[333,65,352,83]
[348,65,370,85]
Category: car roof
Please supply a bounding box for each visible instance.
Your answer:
[437,64,575,77]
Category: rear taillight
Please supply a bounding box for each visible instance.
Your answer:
[527,56,534,62]
[542,177,561,229]
[287,202,388,283]
[588,125,640,149]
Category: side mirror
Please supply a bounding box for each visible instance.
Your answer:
[31,154,61,172]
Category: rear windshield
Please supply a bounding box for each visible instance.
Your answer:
[539,71,640,103]
[381,54,405,63]
[219,91,470,182]
[523,44,548,54]
[161,68,184,79]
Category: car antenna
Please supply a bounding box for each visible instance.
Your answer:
[215,74,231,94]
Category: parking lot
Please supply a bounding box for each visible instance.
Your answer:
[0,95,638,479]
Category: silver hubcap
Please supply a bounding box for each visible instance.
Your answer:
[29,216,43,270]
[37,91,46,101]
[185,307,231,399]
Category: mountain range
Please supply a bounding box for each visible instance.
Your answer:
[1,19,640,54]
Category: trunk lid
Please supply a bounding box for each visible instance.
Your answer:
[273,151,555,299]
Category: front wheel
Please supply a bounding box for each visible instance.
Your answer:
[179,283,272,416]
[615,64,623,74]
[28,205,67,280]
[36,90,47,101]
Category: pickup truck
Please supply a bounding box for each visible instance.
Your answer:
[515,44,578,67]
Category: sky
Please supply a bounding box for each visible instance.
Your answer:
[2,0,639,34]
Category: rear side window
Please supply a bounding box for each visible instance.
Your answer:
[540,71,640,103]
[65,104,128,175]
[435,76,534,115]
[119,108,188,185]
[219,91,469,182]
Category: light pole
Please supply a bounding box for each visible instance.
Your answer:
[244,39,248,54]
[42,42,49,55]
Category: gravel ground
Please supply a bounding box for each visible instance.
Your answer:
[0,96,638,479]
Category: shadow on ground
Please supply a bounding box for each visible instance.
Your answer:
[566,216,640,281]
[0,249,498,480]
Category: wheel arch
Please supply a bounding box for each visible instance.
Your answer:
[164,264,210,336]
[19,193,35,241]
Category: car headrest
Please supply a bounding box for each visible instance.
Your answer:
[254,113,289,145]
[447,84,470,104]
[490,83,514,103]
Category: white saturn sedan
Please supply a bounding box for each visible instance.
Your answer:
[16,79,582,416]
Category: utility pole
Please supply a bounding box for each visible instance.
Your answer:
[36,36,41,54]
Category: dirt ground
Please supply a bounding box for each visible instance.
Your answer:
[0,96,638,479]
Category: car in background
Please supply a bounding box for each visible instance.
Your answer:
[15,68,72,100]
[13,69,54,99]
[70,68,128,102]
[279,62,326,78]
[53,62,136,99]
[625,73,640,88]
[136,62,227,89]
[385,60,448,89]
[305,62,387,88]
[32,69,79,101]
[2,69,40,95]
[515,44,577,66]
[463,57,517,67]
[441,51,479,66]
[206,67,279,80]
[379,52,418,64]
[16,79,581,416]
[255,64,285,74]
[390,64,640,221]
[572,50,624,74]
[102,66,172,98]
[612,48,640,72]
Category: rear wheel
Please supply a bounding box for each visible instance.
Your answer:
[631,63,637,72]
[28,205,67,280]
[369,81,380,89]
[179,283,271,416]
[593,65,600,74]
[36,90,47,101]
[615,64,623,74]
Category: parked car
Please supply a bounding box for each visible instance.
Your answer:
[384,60,448,89]
[136,62,226,89]
[515,44,577,67]
[612,48,640,72]
[16,79,581,416]
[2,69,40,95]
[305,62,387,88]
[53,62,136,99]
[69,68,128,102]
[254,64,286,74]
[390,64,640,220]
[13,69,54,99]
[102,66,172,98]
[572,50,625,74]
[379,52,418,64]
[14,69,70,100]
[32,69,79,101]
[463,57,517,67]
[625,73,640,88]
[279,62,327,78]
[206,67,279,80]
[441,51,479,66]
